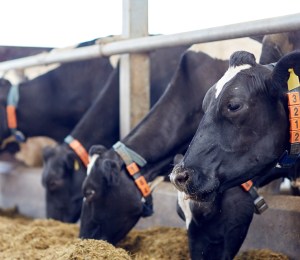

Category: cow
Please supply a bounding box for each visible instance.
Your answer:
[41,68,120,223]
[78,37,262,247]
[259,30,300,65]
[259,30,300,194]
[0,38,114,151]
[41,45,190,223]
[170,50,300,209]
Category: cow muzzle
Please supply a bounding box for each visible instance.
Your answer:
[169,164,191,192]
[170,164,220,202]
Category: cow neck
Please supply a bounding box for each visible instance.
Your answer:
[0,81,10,140]
[278,67,300,167]
[120,73,206,182]
[6,83,26,142]
[63,68,119,169]
[65,67,120,151]
[113,141,153,218]
[15,79,73,141]
[64,135,89,167]
[238,68,299,215]
[12,80,70,141]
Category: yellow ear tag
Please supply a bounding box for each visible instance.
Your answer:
[74,160,80,171]
[288,68,300,91]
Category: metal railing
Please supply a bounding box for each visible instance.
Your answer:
[0,13,300,72]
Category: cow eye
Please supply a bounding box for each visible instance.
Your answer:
[227,102,241,112]
[84,188,95,202]
[47,179,64,191]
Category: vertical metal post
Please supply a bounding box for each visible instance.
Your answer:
[120,0,150,137]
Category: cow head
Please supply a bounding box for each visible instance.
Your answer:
[170,50,300,202]
[260,30,300,64]
[79,145,145,244]
[42,144,86,222]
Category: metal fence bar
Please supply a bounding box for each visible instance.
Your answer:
[104,12,300,54]
[120,0,150,136]
[0,13,300,72]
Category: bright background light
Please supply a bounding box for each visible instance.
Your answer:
[1,0,300,47]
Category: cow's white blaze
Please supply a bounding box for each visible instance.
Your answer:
[177,191,192,229]
[215,64,251,98]
[87,154,99,176]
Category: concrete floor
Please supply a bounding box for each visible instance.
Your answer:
[0,160,299,259]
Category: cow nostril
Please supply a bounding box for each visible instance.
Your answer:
[175,171,189,185]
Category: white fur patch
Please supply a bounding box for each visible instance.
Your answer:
[215,64,251,98]
[189,38,262,62]
[2,63,60,85]
[109,55,120,68]
[177,191,192,229]
[87,154,99,176]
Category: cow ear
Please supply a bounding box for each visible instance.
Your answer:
[42,146,55,160]
[89,145,107,157]
[270,50,300,91]
[101,159,120,186]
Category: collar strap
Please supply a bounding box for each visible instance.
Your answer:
[113,141,147,167]
[277,150,300,168]
[6,84,25,142]
[113,141,151,197]
[241,180,268,214]
[64,135,89,167]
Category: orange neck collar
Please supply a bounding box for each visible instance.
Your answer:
[64,135,89,167]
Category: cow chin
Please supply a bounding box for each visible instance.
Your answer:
[80,222,107,241]
[80,219,138,245]
[47,203,81,223]
[180,185,218,204]
[194,190,217,203]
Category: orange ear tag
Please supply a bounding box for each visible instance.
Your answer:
[287,92,300,106]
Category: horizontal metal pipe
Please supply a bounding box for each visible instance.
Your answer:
[0,45,102,72]
[103,13,300,55]
[1,13,300,72]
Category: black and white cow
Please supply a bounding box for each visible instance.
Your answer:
[79,38,262,249]
[41,45,190,223]
[41,68,120,223]
[0,39,114,149]
[170,50,300,205]
[175,176,255,259]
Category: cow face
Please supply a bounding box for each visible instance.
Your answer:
[171,50,300,202]
[42,144,86,223]
[79,145,144,244]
